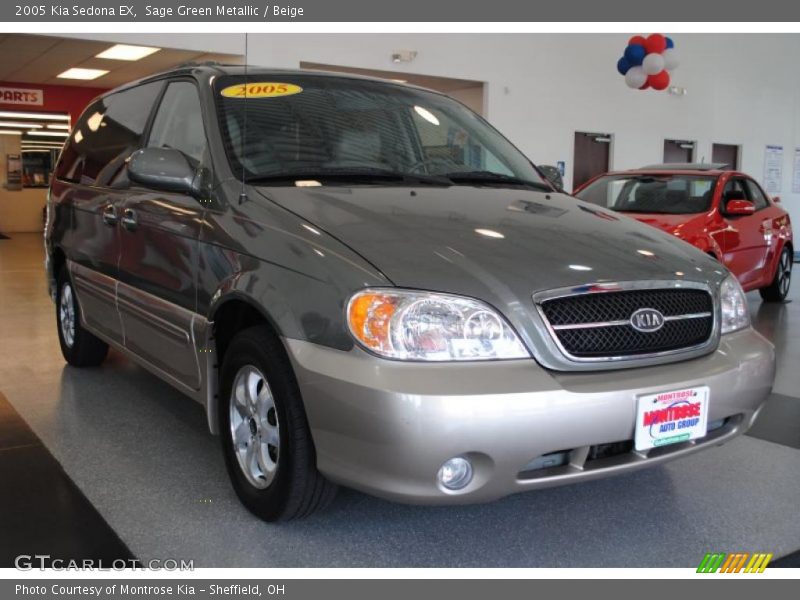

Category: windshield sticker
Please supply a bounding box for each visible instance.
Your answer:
[220,82,303,99]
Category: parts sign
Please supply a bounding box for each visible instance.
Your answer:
[0,86,42,106]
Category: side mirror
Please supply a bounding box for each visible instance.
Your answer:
[537,165,564,192]
[725,199,756,216]
[773,195,781,203]
[128,148,203,197]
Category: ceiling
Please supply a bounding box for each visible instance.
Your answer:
[0,34,243,88]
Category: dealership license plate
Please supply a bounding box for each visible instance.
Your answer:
[634,386,710,451]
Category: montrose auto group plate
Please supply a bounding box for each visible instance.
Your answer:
[635,386,709,451]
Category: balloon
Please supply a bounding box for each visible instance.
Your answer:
[617,56,631,75]
[665,36,674,49]
[642,52,665,75]
[648,70,670,91]
[624,44,646,66]
[639,82,650,90]
[628,35,647,47]
[662,48,680,71]
[645,34,668,54]
[625,66,648,89]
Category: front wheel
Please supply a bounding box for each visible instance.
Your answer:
[219,325,337,521]
[56,268,109,366]
[760,247,792,302]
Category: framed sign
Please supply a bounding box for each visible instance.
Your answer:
[763,145,783,194]
[6,153,22,191]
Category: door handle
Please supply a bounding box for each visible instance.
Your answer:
[102,205,118,226]
[121,208,138,231]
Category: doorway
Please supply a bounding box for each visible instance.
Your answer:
[712,143,740,170]
[573,132,611,190]
[663,139,695,163]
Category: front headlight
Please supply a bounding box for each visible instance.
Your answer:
[346,289,530,361]
[720,275,750,334]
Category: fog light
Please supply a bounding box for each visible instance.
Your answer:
[438,457,473,490]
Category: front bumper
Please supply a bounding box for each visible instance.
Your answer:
[286,327,774,504]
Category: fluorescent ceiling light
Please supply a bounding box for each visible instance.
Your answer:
[58,68,109,81]
[0,121,42,128]
[46,124,70,130]
[0,111,69,121]
[28,131,69,137]
[0,130,21,135]
[22,149,54,153]
[96,44,160,61]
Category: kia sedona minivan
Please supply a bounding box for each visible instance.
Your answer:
[46,66,775,520]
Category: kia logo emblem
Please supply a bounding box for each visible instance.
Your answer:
[630,308,665,333]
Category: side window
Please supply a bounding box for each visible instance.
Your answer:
[723,178,747,202]
[744,179,769,210]
[56,82,163,186]
[147,81,208,166]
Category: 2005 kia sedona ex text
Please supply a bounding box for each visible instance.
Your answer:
[45,66,775,521]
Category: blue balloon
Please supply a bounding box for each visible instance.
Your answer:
[617,56,631,75]
[666,37,674,49]
[624,44,646,66]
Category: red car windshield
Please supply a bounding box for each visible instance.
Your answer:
[576,174,718,215]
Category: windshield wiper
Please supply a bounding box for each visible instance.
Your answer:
[247,167,451,186]
[443,171,552,191]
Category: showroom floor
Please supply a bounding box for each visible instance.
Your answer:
[1,232,799,568]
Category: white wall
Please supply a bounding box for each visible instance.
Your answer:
[56,33,800,223]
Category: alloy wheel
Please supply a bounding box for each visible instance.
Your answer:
[229,365,280,489]
[779,249,792,298]
[59,282,76,348]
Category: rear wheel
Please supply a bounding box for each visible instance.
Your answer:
[56,268,109,367]
[760,247,792,302]
[219,325,337,521]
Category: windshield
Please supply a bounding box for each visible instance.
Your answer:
[576,174,718,215]
[214,74,547,188]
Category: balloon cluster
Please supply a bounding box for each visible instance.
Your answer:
[617,34,680,91]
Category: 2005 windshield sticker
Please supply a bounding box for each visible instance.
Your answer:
[634,386,709,450]
[220,82,303,99]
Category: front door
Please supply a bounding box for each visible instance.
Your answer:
[720,177,768,286]
[116,80,211,391]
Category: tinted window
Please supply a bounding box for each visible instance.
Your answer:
[56,82,163,185]
[744,179,769,210]
[576,174,716,214]
[147,81,208,165]
[214,75,544,186]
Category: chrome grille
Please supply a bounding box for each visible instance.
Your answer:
[538,287,714,360]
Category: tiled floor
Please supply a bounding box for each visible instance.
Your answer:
[1,232,799,567]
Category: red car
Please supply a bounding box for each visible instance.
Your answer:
[574,163,793,302]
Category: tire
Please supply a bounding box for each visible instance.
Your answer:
[219,325,337,521]
[760,247,793,302]
[56,268,109,367]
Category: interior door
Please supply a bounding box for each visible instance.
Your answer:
[712,143,739,170]
[573,132,610,190]
[720,177,767,286]
[663,140,694,163]
[116,80,210,391]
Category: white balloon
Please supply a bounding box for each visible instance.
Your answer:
[663,48,680,71]
[625,66,647,89]
[642,52,665,75]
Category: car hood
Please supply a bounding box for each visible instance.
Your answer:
[625,212,710,235]
[256,186,725,298]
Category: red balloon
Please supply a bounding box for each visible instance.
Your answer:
[645,34,667,54]
[639,82,650,90]
[648,70,670,90]
[629,35,647,47]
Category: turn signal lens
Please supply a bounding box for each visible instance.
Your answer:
[346,289,530,361]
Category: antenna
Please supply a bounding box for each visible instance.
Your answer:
[239,33,249,204]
